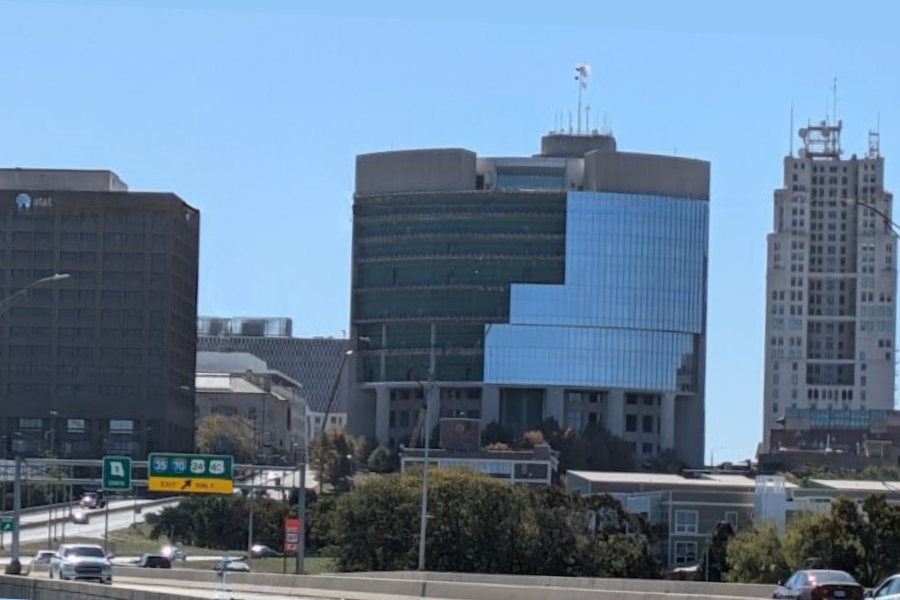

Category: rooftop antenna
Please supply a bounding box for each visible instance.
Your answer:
[789,100,794,157]
[585,105,591,133]
[832,77,838,127]
[575,63,591,134]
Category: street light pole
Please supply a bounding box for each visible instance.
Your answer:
[317,350,353,493]
[295,445,306,575]
[417,382,433,572]
[0,273,71,318]
[5,434,25,575]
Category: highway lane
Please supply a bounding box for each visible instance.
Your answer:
[0,499,179,560]
[16,498,166,527]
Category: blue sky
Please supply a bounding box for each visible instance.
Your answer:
[2,0,898,462]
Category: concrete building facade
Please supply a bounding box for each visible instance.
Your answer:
[195,367,305,464]
[197,317,350,436]
[348,132,711,467]
[0,169,200,458]
[762,121,897,451]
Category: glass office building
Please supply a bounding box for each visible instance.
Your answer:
[348,133,711,466]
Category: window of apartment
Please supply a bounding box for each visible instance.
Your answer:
[725,511,739,531]
[18,418,42,431]
[109,419,134,432]
[674,510,699,534]
[642,415,654,433]
[642,442,653,455]
[673,541,698,566]
[567,411,583,430]
[67,419,86,434]
[625,414,637,433]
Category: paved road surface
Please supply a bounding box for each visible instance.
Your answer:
[0,500,178,560]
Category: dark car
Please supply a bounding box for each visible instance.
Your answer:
[137,554,171,569]
[774,570,865,600]
[79,492,107,509]
[249,544,281,559]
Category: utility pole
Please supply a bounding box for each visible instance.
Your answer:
[295,446,306,575]
[247,491,256,560]
[417,383,433,571]
[1,435,7,550]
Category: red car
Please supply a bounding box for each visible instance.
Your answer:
[773,570,865,600]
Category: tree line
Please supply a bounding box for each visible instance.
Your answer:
[146,469,661,578]
[724,495,900,587]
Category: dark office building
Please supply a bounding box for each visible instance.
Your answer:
[348,132,711,467]
[0,169,200,458]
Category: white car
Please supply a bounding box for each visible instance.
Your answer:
[49,544,113,584]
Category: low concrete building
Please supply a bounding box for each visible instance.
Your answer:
[760,408,900,472]
[568,469,900,569]
[400,417,558,485]
[402,443,557,486]
[194,368,305,465]
[567,470,771,568]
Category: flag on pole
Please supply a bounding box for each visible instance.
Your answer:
[575,63,591,89]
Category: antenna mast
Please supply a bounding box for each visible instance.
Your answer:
[575,63,591,134]
[790,101,795,157]
[832,77,838,127]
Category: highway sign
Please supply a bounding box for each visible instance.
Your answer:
[284,518,302,556]
[102,456,133,492]
[0,516,13,533]
[147,453,233,494]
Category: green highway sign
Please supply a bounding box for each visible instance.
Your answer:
[102,456,133,492]
[148,453,234,494]
[0,516,14,533]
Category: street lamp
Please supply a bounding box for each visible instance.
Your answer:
[0,273,70,318]
[4,433,26,575]
[316,350,353,494]
[319,350,354,436]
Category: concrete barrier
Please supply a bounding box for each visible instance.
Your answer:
[327,571,777,598]
[0,575,191,600]
[107,568,776,600]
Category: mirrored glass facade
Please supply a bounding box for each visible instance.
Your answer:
[485,192,709,391]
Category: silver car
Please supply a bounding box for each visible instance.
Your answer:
[49,544,113,584]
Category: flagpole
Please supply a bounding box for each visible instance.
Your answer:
[577,75,582,134]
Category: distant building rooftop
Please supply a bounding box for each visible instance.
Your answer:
[568,470,799,489]
[195,373,270,395]
[0,168,128,192]
[197,351,269,373]
[807,479,900,493]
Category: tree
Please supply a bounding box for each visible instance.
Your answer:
[545,421,635,473]
[726,524,789,584]
[195,413,255,463]
[700,521,735,582]
[328,468,660,577]
[481,421,512,446]
[642,449,688,474]
[330,473,420,571]
[780,496,900,587]
[146,495,290,551]
[309,426,357,493]
[366,444,392,473]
